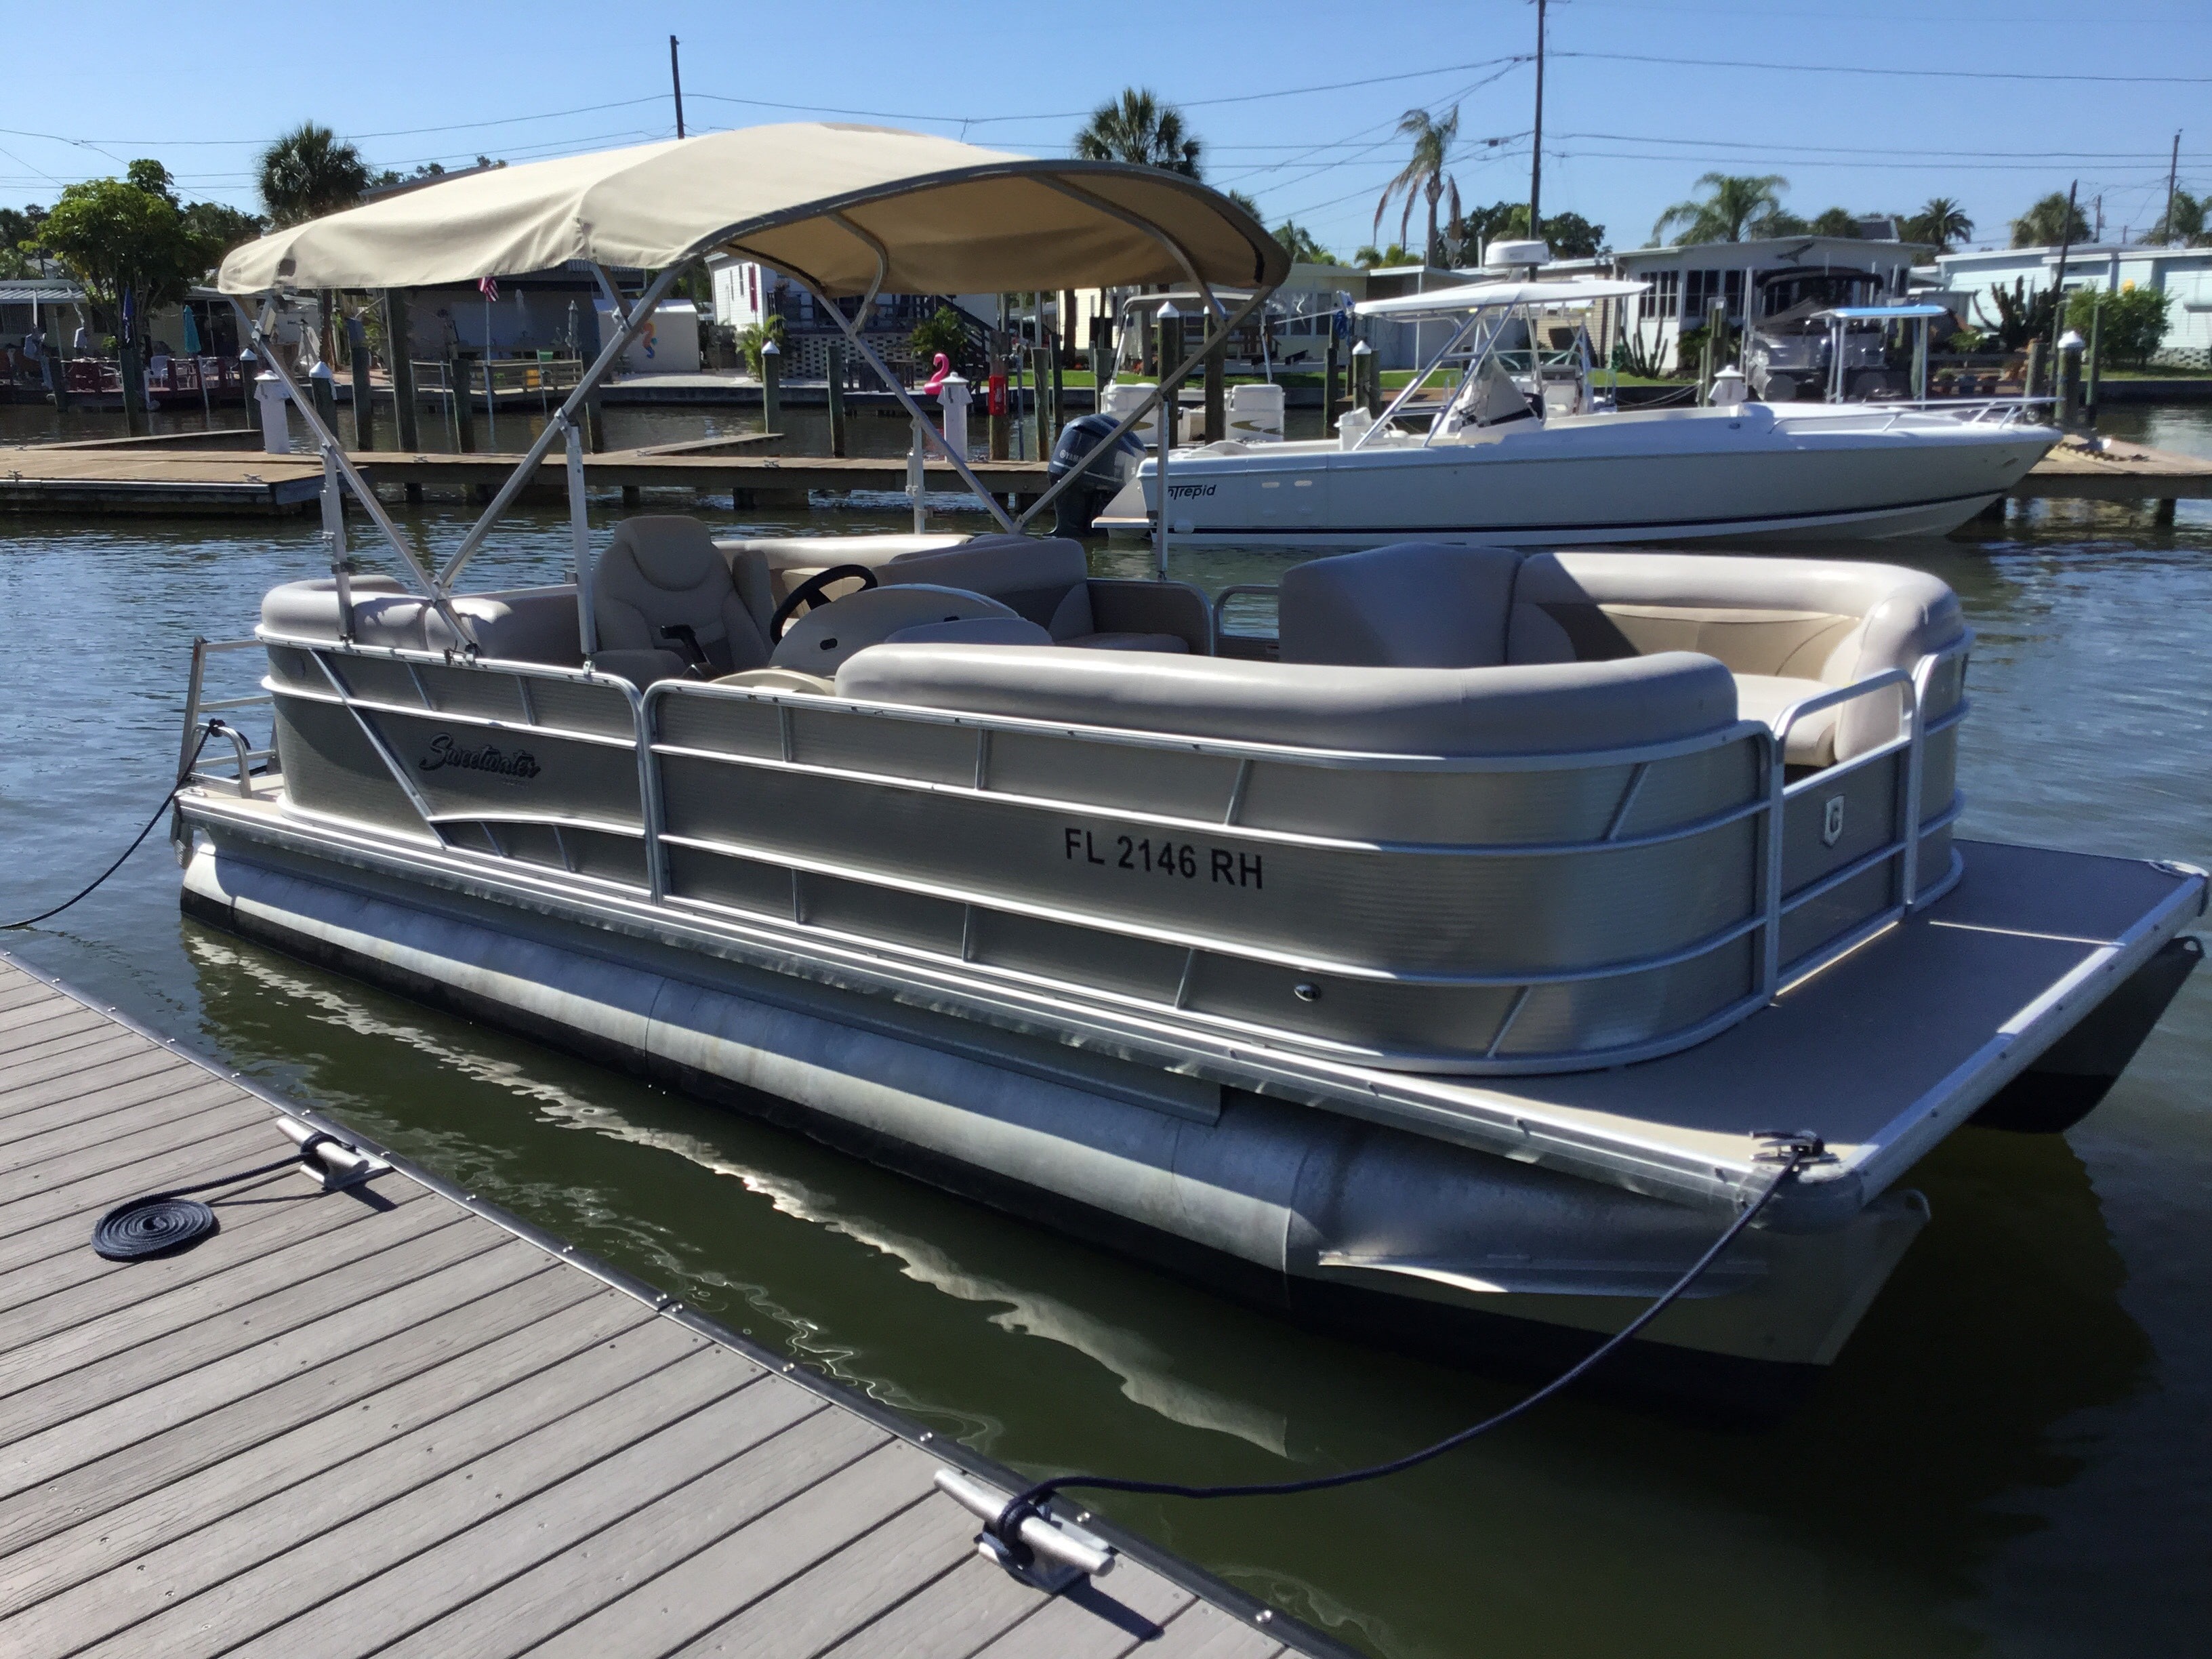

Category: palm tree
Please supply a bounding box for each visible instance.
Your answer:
[1652,173,1790,245]
[258,124,371,369]
[1374,107,1460,268]
[2010,191,2089,249]
[2146,188,2207,247]
[1072,89,1201,178]
[1905,197,1973,254]
[1273,221,1335,265]
[1353,243,1414,268]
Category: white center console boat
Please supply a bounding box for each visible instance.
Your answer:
[174,129,2202,1407]
[1093,256,2059,549]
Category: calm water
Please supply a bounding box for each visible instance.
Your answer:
[2,405,2207,1658]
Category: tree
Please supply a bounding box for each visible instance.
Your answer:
[257,123,371,226]
[1652,173,1790,245]
[2065,285,2173,366]
[1272,222,1336,264]
[2145,188,2208,247]
[1982,276,2061,350]
[1352,243,1414,268]
[1808,207,1860,238]
[1072,89,1201,178]
[1903,197,1973,254]
[182,201,268,259]
[1446,203,1606,264]
[37,175,208,333]
[0,203,47,279]
[2011,191,2089,249]
[1374,106,1461,268]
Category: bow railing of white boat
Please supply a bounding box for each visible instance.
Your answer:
[181,622,1968,1078]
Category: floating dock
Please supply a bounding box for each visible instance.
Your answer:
[0,947,1340,1659]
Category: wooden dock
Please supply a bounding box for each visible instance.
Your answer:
[0,947,1341,1659]
[0,438,1052,517]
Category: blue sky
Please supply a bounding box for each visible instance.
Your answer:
[5,0,2209,257]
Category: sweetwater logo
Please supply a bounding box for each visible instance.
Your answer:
[419,734,541,779]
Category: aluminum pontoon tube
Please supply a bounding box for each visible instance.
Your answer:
[180,839,1927,1371]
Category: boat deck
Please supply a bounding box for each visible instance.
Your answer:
[0,949,1338,1659]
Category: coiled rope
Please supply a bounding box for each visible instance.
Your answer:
[91,1132,336,1261]
[4,722,220,930]
[987,1141,1819,1553]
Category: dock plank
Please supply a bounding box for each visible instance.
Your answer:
[817,1552,1050,1658]
[0,1292,654,1620]
[0,1233,533,1501]
[526,1441,929,1659]
[0,1256,602,1555]
[0,951,1342,1659]
[0,1182,442,1406]
[674,1494,979,1657]
[224,1370,837,1659]
[70,1348,758,1659]
[373,1404,882,1659]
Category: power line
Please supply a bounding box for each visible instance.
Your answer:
[1559,131,2212,163]
[1559,49,2212,84]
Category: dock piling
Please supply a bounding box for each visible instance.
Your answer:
[348,312,376,451]
[825,338,847,458]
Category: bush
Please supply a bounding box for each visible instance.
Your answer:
[2066,285,2172,368]
[734,316,785,377]
[909,305,979,376]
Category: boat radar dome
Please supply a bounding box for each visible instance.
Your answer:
[1483,239,1551,270]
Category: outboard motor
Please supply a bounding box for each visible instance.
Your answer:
[1046,413,1147,537]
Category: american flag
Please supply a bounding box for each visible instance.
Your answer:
[478,275,499,302]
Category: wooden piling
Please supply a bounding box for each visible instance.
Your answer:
[349,316,376,451]
[2084,300,2103,425]
[1047,343,1063,453]
[1324,342,1340,435]
[825,338,847,459]
[384,292,419,451]
[760,338,781,438]
[118,340,148,437]
[987,333,1008,462]
[48,351,72,415]
[310,364,341,439]
[451,353,477,453]
[2024,339,2047,409]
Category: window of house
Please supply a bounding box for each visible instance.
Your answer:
[1640,270,1680,319]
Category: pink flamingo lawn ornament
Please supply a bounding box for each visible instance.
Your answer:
[922,352,952,396]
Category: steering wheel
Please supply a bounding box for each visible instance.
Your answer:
[770,563,880,642]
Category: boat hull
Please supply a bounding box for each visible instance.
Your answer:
[1097,407,2057,548]
[178,824,1932,1388]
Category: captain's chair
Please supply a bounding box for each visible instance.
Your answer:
[590,516,773,688]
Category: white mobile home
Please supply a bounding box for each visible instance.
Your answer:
[1934,245,2212,367]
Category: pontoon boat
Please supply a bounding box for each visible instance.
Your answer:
[173,128,2201,1401]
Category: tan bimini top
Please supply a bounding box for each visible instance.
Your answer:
[218,123,1288,298]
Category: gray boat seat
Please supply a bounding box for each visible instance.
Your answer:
[769,583,1021,677]
[592,515,771,689]
[714,533,972,607]
[837,643,1736,756]
[882,537,1203,655]
[1274,543,1963,765]
[259,575,583,666]
[1279,543,1523,668]
[712,667,834,695]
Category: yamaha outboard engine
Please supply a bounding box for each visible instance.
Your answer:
[1046,413,1147,537]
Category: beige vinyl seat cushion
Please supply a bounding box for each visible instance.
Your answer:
[591,516,772,689]
[768,584,1022,676]
[837,642,1736,756]
[260,575,583,665]
[883,536,1194,653]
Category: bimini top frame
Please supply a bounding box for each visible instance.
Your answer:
[214,124,1290,655]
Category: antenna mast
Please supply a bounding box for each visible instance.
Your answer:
[670,36,687,140]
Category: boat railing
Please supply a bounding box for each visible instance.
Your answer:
[179,637,276,796]
[201,623,1967,1073]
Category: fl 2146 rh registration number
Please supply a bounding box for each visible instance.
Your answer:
[1063,828,1263,888]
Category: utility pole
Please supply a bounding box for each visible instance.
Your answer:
[1528,0,1546,238]
[2164,131,2182,243]
[670,36,686,139]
